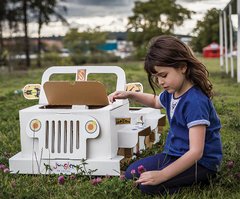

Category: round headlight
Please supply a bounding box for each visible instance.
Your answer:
[85,120,97,134]
[30,119,41,132]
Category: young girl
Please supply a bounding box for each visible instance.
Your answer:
[109,35,222,195]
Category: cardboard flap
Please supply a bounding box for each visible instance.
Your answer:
[43,81,109,106]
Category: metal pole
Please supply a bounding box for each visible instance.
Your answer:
[229,4,234,78]
[238,0,240,82]
[223,10,229,74]
[219,12,224,71]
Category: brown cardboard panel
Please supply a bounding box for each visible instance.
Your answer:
[138,126,151,136]
[43,81,109,106]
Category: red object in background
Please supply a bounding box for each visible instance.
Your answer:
[202,42,221,58]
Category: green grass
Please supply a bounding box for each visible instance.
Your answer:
[0,58,240,198]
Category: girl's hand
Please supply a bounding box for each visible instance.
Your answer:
[136,171,165,185]
[108,91,130,103]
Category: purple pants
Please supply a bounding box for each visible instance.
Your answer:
[125,153,216,195]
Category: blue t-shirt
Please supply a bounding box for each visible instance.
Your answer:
[159,86,222,171]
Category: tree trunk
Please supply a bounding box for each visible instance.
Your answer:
[23,0,30,68]
[37,11,42,68]
[0,22,3,54]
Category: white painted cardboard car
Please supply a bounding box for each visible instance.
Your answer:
[9,66,165,176]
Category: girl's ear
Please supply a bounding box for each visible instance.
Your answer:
[180,65,187,74]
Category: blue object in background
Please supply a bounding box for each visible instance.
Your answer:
[97,43,117,51]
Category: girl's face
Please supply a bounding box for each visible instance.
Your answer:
[152,65,192,97]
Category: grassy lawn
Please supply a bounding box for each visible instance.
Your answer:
[0,58,240,198]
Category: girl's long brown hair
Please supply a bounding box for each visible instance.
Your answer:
[144,35,213,98]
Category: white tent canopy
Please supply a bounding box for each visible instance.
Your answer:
[219,0,240,82]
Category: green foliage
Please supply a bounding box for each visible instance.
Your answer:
[63,28,120,65]
[0,58,240,198]
[127,0,192,58]
[42,52,73,67]
[191,8,220,52]
[64,28,107,54]
[30,0,68,68]
[70,52,120,65]
[0,0,22,65]
[0,0,68,68]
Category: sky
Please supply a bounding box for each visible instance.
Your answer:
[7,0,231,37]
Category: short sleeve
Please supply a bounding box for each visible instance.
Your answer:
[184,98,210,128]
[159,90,168,109]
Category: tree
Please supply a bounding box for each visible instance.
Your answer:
[0,0,32,69]
[191,8,220,52]
[22,0,31,68]
[0,0,20,71]
[127,0,192,58]
[31,0,68,68]
[0,0,7,53]
[0,0,19,55]
[64,27,107,54]
[63,28,108,64]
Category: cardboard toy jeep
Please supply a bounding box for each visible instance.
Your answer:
[9,66,165,176]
